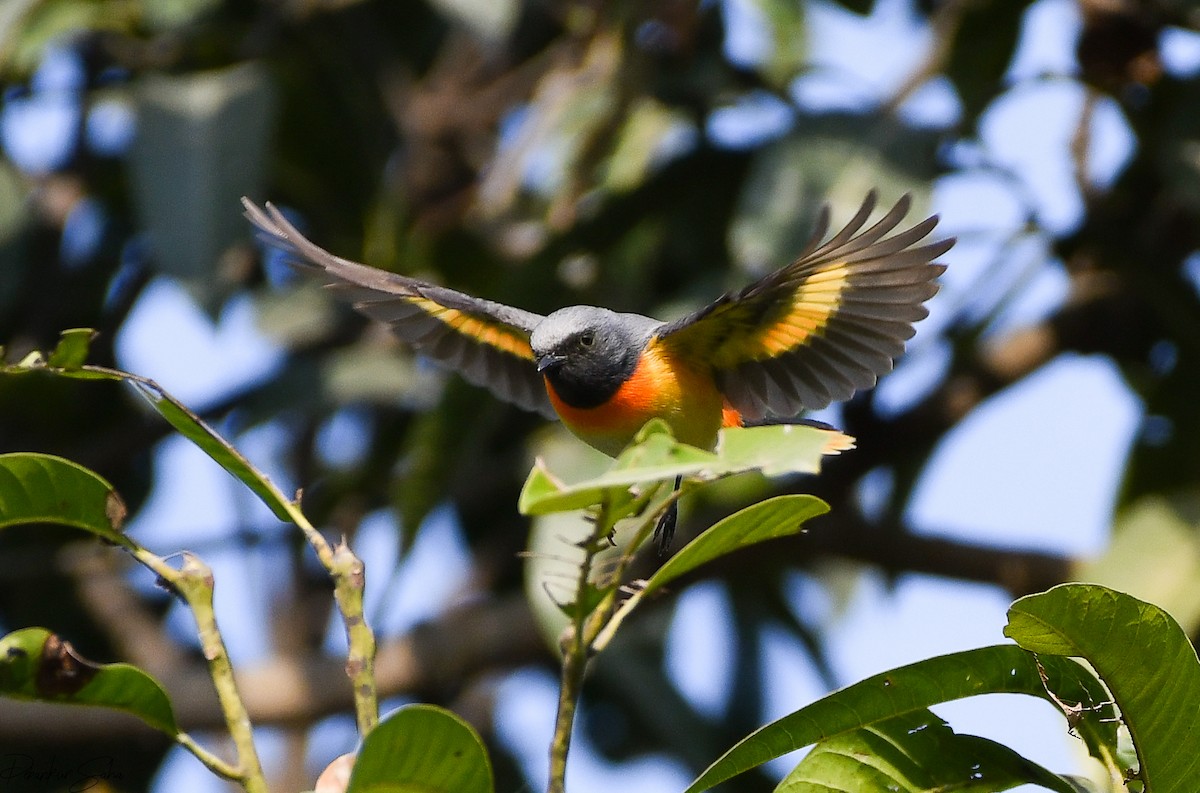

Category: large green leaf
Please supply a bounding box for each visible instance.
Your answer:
[0,452,130,547]
[592,495,829,651]
[1005,584,1200,791]
[684,645,1115,792]
[0,628,179,736]
[714,424,854,477]
[346,704,493,793]
[778,709,1080,793]
[518,421,851,516]
[643,495,827,598]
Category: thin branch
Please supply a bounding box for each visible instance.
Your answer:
[547,496,615,793]
[130,547,269,793]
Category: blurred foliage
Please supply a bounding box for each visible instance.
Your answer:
[2,0,1200,790]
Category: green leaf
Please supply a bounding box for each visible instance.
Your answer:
[518,421,715,515]
[641,495,828,599]
[1005,583,1200,790]
[944,0,1034,123]
[0,0,132,76]
[1074,493,1200,635]
[751,0,808,87]
[714,424,854,477]
[592,494,829,653]
[0,628,179,736]
[0,452,130,546]
[518,421,851,516]
[778,709,1079,793]
[0,328,115,381]
[46,328,97,370]
[129,381,296,522]
[684,645,1113,793]
[2,335,302,525]
[1,331,299,522]
[346,704,493,793]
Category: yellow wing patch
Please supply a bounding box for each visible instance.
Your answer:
[706,262,850,366]
[409,296,536,362]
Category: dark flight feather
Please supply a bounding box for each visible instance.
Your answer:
[242,199,555,417]
[657,191,953,421]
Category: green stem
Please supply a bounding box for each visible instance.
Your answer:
[590,489,685,654]
[132,548,269,793]
[547,495,616,793]
[175,732,245,780]
[545,482,676,793]
[331,540,379,735]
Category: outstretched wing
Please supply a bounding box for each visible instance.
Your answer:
[656,192,953,421]
[243,199,554,417]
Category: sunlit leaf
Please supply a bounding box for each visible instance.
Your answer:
[0,452,130,547]
[778,709,1080,792]
[46,328,97,370]
[641,495,828,598]
[0,628,179,736]
[1074,493,1200,635]
[715,424,854,477]
[1006,583,1200,790]
[604,98,693,193]
[346,703,493,793]
[684,645,1114,792]
[518,421,714,516]
[519,421,850,516]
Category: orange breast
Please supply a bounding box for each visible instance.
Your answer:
[545,342,727,457]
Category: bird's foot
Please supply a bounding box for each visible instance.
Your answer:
[653,501,678,555]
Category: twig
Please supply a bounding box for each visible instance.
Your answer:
[130,547,269,793]
[330,539,378,735]
[547,496,613,793]
[546,483,671,793]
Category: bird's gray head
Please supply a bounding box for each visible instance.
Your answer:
[530,306,659,409]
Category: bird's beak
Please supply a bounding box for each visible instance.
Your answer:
[536,353,566,373]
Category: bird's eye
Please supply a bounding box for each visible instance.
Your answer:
[579,331,595,347]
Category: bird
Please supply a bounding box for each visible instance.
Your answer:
[243,192,953,548]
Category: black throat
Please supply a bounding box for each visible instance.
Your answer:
[543,346,642,410]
